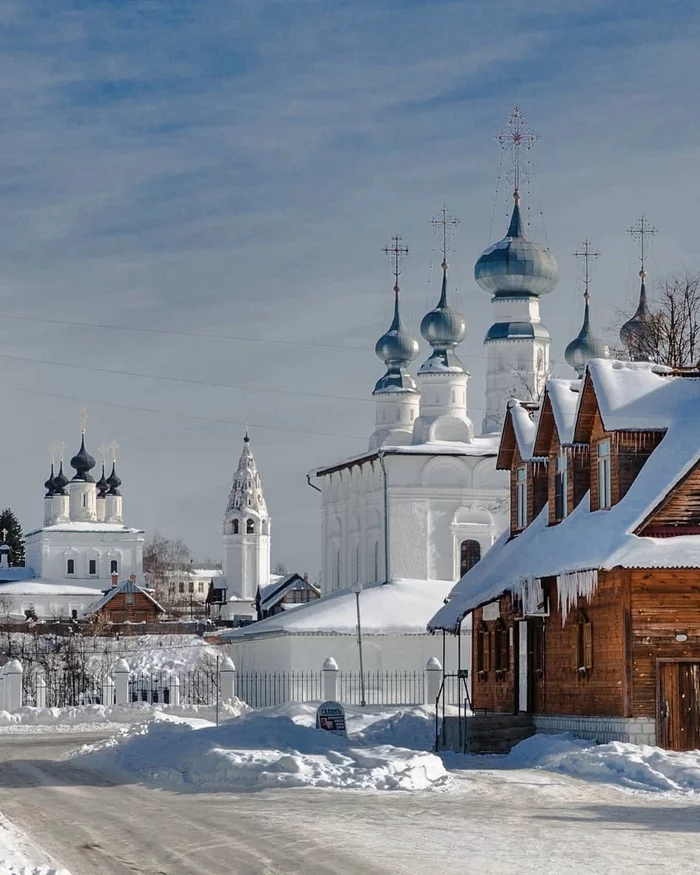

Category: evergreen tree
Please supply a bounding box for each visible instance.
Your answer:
[0,509,25,567]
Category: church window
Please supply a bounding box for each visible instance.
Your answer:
[71,609,78,620]
[179,581,185,594]
[188,581,194,593]
[516,467,528,529]
[110,560,118,574]
[494,619,509,673]
[597,439,612,509]
[66,559,75,575]
[460,540,481,577]
[88,559,97,576]
[198,582,204,593]
[334,546,341,590]
[232,520,239,535]
[82,494,87,508]
[373,541,379,582]
[246,519,255,534]
[555,450,568,521]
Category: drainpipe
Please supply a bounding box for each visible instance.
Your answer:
[306,472,322,493]
[377,451,390,584]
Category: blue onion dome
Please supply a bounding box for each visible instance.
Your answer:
[565,295,609,377]
[474,191,559,297]
[44,464,56,498]
[620,270,653,357]
[106,462,122,496]
[70,435,96,482]
[96,464,109,499]
[52,462,69,495]
[374,287,419,394]
[375,288,420,366]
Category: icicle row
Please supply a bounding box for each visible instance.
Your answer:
[557,569,598,625]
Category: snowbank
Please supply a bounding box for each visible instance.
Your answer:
[505,734,700,793]
[0,810,69,874]
[74,707,448,792]
[0,700,248,733]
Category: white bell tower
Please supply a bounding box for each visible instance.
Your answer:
[222,428,270,602]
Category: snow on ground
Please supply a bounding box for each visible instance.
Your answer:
[498,733,700,793]
[0,809,70,874]
[73,703,448,792]
[83,633,220,675]
[0,700,248,734]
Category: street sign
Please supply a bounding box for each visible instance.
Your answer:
[315,700,347,736]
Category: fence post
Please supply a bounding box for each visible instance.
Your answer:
[322,657,339,701]
[114,659,130,706]
[0,673,5,711]
[219,658,236,703]
[5,660,23,712]
[170,673,181,706]
[34,668,47,709]
[102,676,115,707]
[425,657,442,706]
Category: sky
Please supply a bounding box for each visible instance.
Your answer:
[0,0,699,576]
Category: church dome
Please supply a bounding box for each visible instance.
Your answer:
[420,266,466,347]
[373,287,419,395]
[44,464,55,498]
[565,296,609,377]
[474,193,559,298]
[52,462,69,495]
[70,436,96,482]
[96,465,109,499]
[106,463,122,496]
[620,271,653,355]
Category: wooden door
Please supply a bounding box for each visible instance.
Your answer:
[528,618,546,713]
[658,662,700,751]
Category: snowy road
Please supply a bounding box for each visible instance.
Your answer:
[0,733,698,874]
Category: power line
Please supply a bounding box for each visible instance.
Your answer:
[0,382,369,442]
[0,351,373,405]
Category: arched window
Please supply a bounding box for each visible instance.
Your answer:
[476,621,490,677]
[71,609,78,620]
[66,559,75,575]
[573,611,593,674]
[232,519,239,535]
[494,619,509,674]
[110,560,118,574]
[460,540,481,577]
[246,519,255,534]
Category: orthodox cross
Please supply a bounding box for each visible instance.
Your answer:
[628,215,656,278]
[573,239,600,302]
[98,445,107,468]
[108,441,119,464]
[430,206,460,271]
[79,408,88,435]
[382,235,409,294]
[494,105,539,196]
[56,441,66,464]
[49,443,57,466]
[244,419,250,442]
[1,529,7,542]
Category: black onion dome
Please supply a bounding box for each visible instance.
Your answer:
[106,462,122,496]
[44,464,56,498]
[70,436,96,482]
[96,464,109,499]
[53,462,69,495]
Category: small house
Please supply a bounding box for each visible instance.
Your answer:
[86,574,165,625]
[430,360,700,751]
[255,573,320,620]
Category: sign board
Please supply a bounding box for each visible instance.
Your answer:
[315,701,347,736]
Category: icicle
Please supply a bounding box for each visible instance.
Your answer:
[557,569,598,625]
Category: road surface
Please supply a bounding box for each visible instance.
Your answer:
[0,733,698,874]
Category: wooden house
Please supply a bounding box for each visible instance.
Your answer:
[430,360,700,751]
[85,574,165,625]
[255,573,320,621]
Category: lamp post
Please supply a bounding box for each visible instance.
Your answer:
[351,580,366,707]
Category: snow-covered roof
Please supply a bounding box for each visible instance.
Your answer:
[0,579,103,597]
[190,568,223,578]
[546,379,581,445]
[508,400,539,461]
[430,360,700,633]
[258,573,320,610]
[0,567,35,583]
[26,522,143,536]
[315,437,500,477]
[86,579,165,615]
[224,579,456,638]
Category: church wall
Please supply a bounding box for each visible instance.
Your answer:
[25,529,144,586]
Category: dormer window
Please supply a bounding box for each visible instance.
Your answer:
[555,450,568,521]
[516,466,528,529]
[597,439,612,509]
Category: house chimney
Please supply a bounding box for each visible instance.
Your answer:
[111,573,119,588]
[129,574,137,584]
[303,573,308,583]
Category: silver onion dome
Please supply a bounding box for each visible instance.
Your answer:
[418,264,467,374]
[565,295,609,376]
[474,192,559,298]
[373,287,419,394]
[620,271,654,358]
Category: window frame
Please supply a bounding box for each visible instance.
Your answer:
[597,439,612,509]
[554,449,568,521]
[88,559,97,576]
[476,621,490,678]
[493,619,509,676]
[66,558,75,576]
[516,466,528,529]
[459,540,482,577]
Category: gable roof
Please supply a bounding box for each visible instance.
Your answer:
[532,379,581,455]
[497,400,539,469]
[86,579,165,615]
[430,360,700,633]
[257,573,320,611]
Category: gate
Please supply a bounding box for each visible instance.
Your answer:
[657,660,700,751]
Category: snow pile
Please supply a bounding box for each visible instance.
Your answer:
[0,700,248,732]
[75,709,448,792]
[507,734,700,793]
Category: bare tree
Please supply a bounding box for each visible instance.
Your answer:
[617,271,700,367]
[143,533,191,610]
